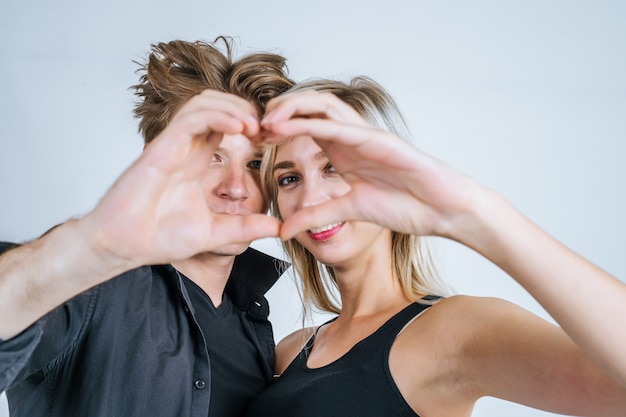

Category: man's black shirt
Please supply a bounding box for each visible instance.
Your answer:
[183,275,267,416]
[0,242,286,417]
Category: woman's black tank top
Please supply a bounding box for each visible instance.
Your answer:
[242,302,434,417]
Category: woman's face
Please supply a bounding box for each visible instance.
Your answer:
[273,135,390,267]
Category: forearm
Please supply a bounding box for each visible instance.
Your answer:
[0,219,131,339]
[459,188,626,387]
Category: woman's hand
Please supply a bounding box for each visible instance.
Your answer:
[262,90,482,241]
[262,90,626,391]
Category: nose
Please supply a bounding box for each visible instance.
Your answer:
[299,176,331,209]
[216,164,249,200]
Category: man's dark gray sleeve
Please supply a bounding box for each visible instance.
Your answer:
[0,241,44,391]
[0,322,44,391]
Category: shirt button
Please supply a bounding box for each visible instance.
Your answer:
[194,379,206,389]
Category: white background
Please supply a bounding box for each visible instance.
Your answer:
[1,1,625,416]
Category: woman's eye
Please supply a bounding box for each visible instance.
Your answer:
[248,160,262,170]
[276,175,299,187]
[325,163,336,173]
[211,154,222,164]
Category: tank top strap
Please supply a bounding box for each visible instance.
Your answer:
[300,298,439,361]
[369,300,437,347]
[302,316,338,357]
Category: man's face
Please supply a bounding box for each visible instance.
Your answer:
[202,133,265,256]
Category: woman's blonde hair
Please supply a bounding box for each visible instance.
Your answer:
[261,76,451,318]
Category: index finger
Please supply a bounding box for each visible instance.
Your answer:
[262,90,366,128]
[182,90,261,137]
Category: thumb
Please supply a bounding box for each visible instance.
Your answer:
[209,214,282,247]
[279,198,355,240]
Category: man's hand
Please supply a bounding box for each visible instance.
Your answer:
[0,90,281,339]
[84,90,281,271]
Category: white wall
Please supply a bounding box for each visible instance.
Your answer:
[1,1,625,416]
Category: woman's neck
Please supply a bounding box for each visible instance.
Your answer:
[332,248,410,320]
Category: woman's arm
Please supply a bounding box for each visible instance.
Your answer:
[262,89,626,387]
[391,295,626,416]
[462,187,626,388]
[455,296,626,416]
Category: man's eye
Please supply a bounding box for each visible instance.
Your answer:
[248,160,262,170]
[211,154,222,164]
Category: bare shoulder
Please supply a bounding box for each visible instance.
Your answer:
[392,295,556,403]
[399,295,539,352]
[275,327,317,375]
[422,294,529,323]
[402,297,626,414]
[410,294,562,363]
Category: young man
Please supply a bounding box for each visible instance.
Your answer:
[0,38,293,417]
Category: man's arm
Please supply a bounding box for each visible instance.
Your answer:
[0,90,280,340]
[0,220,128,339]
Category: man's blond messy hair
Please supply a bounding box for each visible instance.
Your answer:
[132,36,294,144]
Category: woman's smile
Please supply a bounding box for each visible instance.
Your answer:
[307,222,345,241]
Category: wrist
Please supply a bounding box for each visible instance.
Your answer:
[0,218,136,339]
[442,184,510,257]
[453,185,536,267]
[48,218,136,285]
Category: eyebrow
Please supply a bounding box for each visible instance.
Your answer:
[273,150,327,172]
[215,147,263,159]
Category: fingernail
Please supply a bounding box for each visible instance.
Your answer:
[261,111,274,125]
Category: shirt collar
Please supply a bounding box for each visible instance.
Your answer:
[225,247,289,310]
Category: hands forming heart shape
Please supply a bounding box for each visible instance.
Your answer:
[83,88,480,272]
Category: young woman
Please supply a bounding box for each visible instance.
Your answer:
[242,77,626,416]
